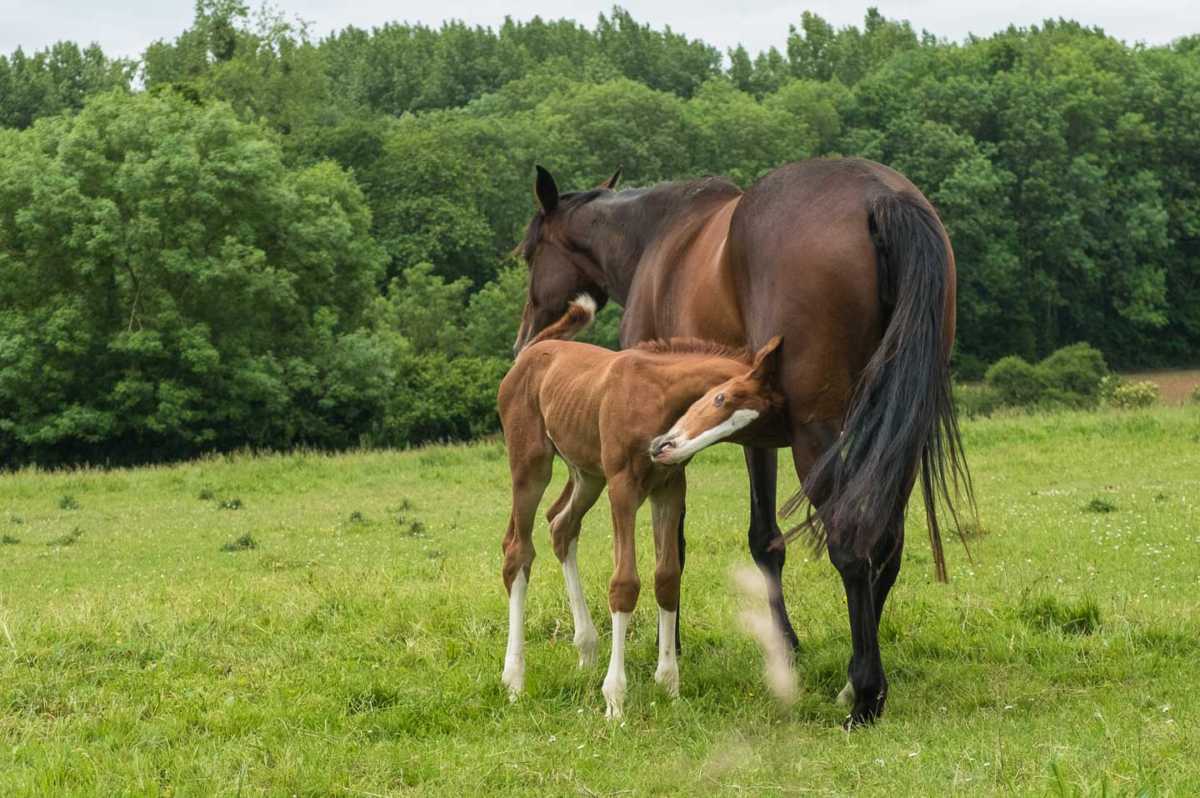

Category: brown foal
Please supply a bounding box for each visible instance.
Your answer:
[498,297,783,718]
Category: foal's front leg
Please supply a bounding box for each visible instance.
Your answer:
[602,473,642,719]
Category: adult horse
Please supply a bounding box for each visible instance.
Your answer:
[512,158,972,725]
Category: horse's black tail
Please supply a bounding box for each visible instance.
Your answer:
[782,191,975,581]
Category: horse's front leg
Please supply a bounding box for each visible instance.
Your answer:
[745,447,799,651]
[602,473,642,720]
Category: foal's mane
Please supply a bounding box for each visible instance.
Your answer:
[633,337,752,363]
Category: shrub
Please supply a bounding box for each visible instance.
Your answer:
[1190,384,1200,405]
[1037,343,1108,407]
[1108,380,1160,410]
[954,383,1002,419]
[985,356,1046,406]
[983,343,1111,410]
[220,534,257,552]
[952,352,988,382]
[373,353,508,447]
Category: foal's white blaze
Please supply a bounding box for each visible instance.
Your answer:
[603,611,632,719]
[501,570,528,699]
[562,539,598,667]
[654,608,680,697]
[658,409,760,465]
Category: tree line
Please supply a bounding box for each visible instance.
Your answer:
[1,1,1198,465]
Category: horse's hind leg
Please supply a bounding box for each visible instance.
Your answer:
[837,507,905,710]
[500,446,553,699]
[745,447,800,651]
[549,468,605,667]
[650,471,686,698]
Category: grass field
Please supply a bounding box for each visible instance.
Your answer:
[2,407,1199,796]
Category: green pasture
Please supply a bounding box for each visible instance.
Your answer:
[1,407,1198,796]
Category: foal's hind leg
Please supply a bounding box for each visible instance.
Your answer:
[650,472,686,698]
[500,449,553,699]
[602,472,643,719]
[549,468,606,667]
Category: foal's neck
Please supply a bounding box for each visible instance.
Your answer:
[655,354,745,403]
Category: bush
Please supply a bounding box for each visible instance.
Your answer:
[983,343,1110,410]
[1108,380,1160,409]
[954,383,1002,418]
[985,356,1046,406]
[373,353,508,447]
[1037,342,1108,407]
[952,352,989,382]
[1191,384,1200,405]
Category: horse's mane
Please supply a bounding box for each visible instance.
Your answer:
[633,337,752,363]
[516,178,740,262]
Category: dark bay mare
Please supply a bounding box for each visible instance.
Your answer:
[512,158,973,726]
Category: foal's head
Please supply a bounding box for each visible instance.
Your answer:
[513,165,621,354]
[650,337,784,466]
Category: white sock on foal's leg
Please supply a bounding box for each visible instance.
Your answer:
[602,611,631,719]
[501,571,527,699]
[654,608,680,697]
[562,539,599,667]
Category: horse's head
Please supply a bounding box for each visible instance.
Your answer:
[513,165,621,354]
[650,337,784,465]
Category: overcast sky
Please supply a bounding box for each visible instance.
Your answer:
[2,1,1196,59]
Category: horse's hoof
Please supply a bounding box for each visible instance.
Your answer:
[843,689,886,728]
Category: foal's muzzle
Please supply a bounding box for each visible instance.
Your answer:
[649,434,678,464]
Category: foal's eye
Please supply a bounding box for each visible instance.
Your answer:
[713,393,725,408]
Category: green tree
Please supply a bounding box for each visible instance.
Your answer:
[0,91,386,464]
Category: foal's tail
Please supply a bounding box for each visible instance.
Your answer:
[528,294,598,345]
[783,191,975,581]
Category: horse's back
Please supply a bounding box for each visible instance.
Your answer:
[728,158,946,422]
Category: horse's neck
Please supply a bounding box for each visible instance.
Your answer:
[585,183,741,306]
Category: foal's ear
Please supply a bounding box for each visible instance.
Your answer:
[749,336,783,383]
[597,165,622,191]
[534,165,560,213]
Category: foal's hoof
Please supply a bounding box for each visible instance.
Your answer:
[654,663,680,698]
[575,630,599,668]
[501,659,525,700]
[602,675,626,720]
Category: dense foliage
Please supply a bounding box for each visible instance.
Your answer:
[2,2,1198,464]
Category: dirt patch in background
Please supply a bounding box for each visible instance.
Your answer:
[1121,369,1200,405]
